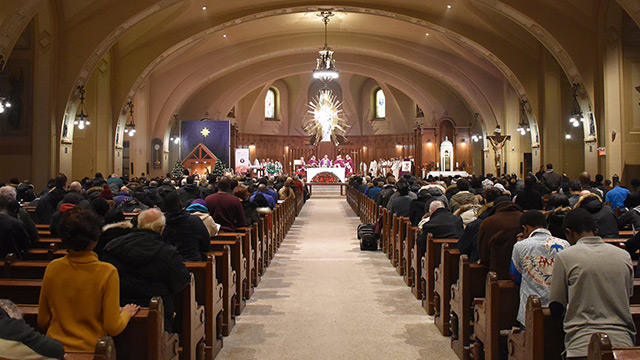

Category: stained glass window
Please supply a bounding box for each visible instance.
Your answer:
[375,88,386,119]
[265,89,275,119]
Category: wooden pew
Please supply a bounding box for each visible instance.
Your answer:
[506,295,564,360]
[471,272,519,360]
[1,256,205,360]
[23,244,66,261]
[588,333,640,360]
[65,336,116,360]
[210,233,247,315]
[185,255,224,359]
[395,217,409,276]
[403,225,418,287]
[450,255,489,360]
[434,243,461,336]
[240,223,261,287]
[421,234,458,315]
[390,215,400,266]
[411,234,426,300]
[206,247,236,336]
[258,215,270,270]
[15,296,179,360]
[508,295,640,360]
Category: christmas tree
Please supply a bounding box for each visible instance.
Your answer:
[171,160,186,179]
[211,158,225,179]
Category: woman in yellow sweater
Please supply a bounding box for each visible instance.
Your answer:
[38,207,139,351]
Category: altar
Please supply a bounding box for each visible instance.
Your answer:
[427,171,470,178]
[307,167,346,183]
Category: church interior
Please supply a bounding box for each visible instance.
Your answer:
[2,1,640,359]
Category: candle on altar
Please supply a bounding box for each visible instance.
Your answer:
[456,162,459,168]
[436,162,440,168]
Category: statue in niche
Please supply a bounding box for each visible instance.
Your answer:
[444,150,451,171]
[487,125,510,176]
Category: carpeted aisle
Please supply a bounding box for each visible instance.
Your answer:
[216,194,457,360]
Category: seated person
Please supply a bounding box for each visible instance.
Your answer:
[102,208,189,332]
[0,196,30,259]
[416,201,464,256]
[234,185,260,227]
[186,199,220,237]
[251,184,275,209]
[0,299,65,360]
[550,208,636,359]
[161,192,210,261]
[38,208,139,351]
[574,192,618,238]
[387,179,416,218]
[510,210,569,327]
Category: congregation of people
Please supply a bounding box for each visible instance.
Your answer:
[350,163,640,359]
[0,170,307,358]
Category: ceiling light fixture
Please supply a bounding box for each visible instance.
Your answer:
[74,85,90,129]
[222,34,227,38]
[202,6,207,10]
[565,134,571,140]
[425,33,430,36]
[125,100,136,137]
[312,11,339,83]
[516,99,530,136]
[447,4,452,9]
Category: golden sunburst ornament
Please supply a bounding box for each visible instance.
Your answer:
[303,89,350,146]
[200,127,210,137]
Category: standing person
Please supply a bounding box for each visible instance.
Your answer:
[541,163,562,193]
[514,176,544,210]
[38,208,139,351]
[161,192,211,261]
[549,208,636,359]
[35,174,68,224]
[205,177,246,232]
[477,201,524,279]
[319,155,332,167]
[510,211,569,326]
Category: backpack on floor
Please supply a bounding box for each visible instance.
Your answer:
[357,223,378,251]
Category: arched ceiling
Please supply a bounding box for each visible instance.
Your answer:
[0,0,638,144]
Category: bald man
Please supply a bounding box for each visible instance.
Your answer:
[102,208,189,332]
[416,200,464,256]
[68,181,82,193]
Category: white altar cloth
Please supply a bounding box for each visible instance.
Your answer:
[427,171,470,178]
[307,167,346,183]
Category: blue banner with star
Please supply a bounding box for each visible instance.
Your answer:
[180,120,230,166]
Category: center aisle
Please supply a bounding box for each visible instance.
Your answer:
[217,195,457,359]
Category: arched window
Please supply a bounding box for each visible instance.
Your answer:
[265,88,276,119]
[375,88,386,119]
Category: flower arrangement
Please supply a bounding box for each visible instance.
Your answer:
[423,161,436,171]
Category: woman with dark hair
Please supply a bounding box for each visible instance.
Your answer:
[233,185,260,226]
[38,208,139,351]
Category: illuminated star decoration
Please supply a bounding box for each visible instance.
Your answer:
[303,89,350,146]
[200,127,210,137]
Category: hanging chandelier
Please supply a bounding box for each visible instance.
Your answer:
[74,85,90,129]
[125,100,136,137]
[0,56,11,114]
[303,11,349,145]
[312,12,339,83]
[516,100,530,135]
[470,112,483,142]
[569,83,583,128]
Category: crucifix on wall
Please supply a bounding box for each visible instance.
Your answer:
[487,125,510,176]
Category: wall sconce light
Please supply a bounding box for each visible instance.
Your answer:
[249,143,256,149]
[362,146,367,150]
[460,138,466,146]
[426,139,432,146]
[170,136,180,144]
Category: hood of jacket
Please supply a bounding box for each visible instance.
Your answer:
[575,193,603,214]
[420,184,445,197]
[102,221,133,232]
[103,229,166,266]
[451,191,476,204]
[164,210,191,225]
[491,201,524,215]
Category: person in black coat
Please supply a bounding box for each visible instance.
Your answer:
[457,193,510,262]
[161,191,210,261]
[95,209,133,257]
[0,198,30,259]
[416,200,464,256]
[233,185,260,227]
[35,174,68,224]
[575,192,619,238]
[102,208,189,332]
[176,176,200,207]
[514,176,543,210]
